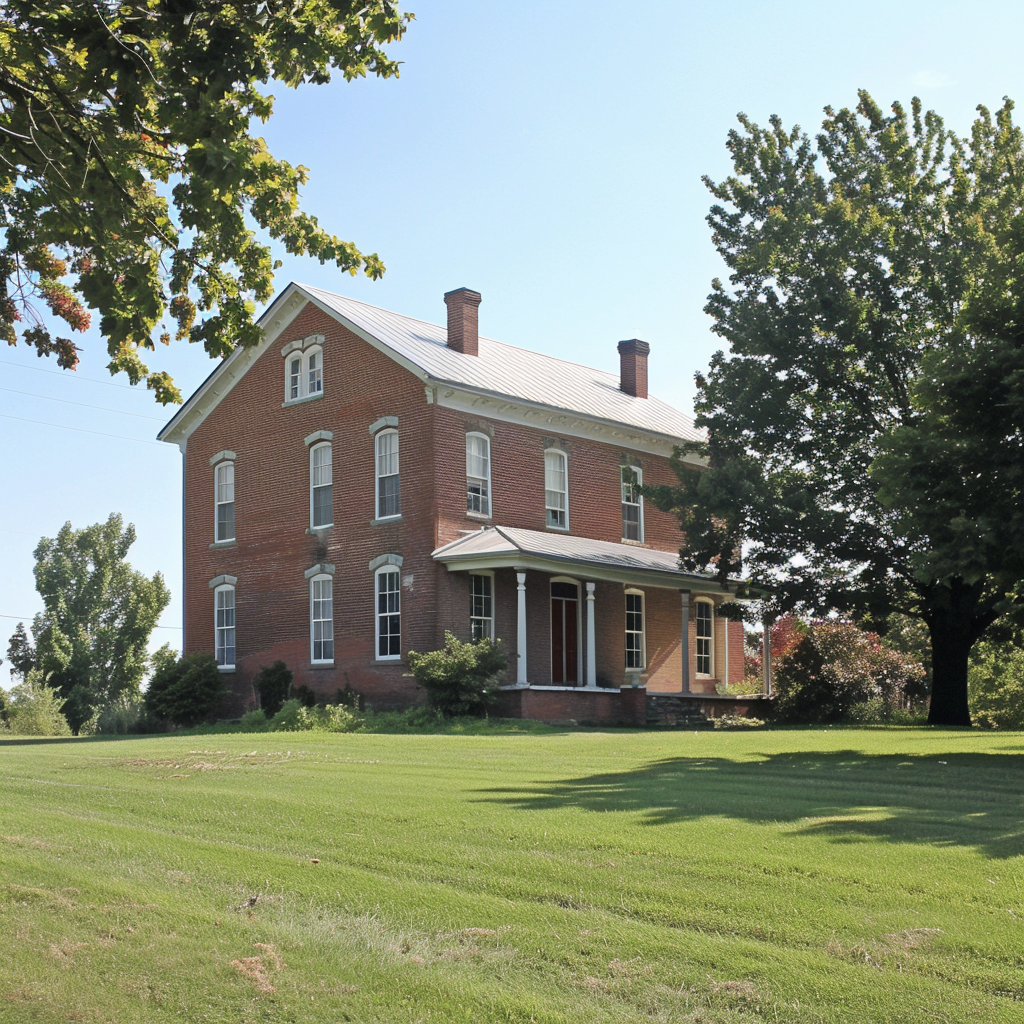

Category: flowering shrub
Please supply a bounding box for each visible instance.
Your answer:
[772,621,925,724]
[265,698,361,733]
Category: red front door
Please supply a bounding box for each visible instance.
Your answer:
[551,582,579,684]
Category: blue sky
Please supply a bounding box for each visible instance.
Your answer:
[3,0,1023,687]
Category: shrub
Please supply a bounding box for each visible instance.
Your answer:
[267,698,361,732]
[969,641,1024,729]
[406,633,507,717]
[5,671,71,736]
[145,651,224,728]
[772,621,925,724]
[82,695,162,735]
[254,661,293,717]
[292,683,317,708]
[239,708,271,732]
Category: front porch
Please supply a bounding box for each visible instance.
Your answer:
[433,525,774,720]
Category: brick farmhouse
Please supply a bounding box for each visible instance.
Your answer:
[158,283,764,724]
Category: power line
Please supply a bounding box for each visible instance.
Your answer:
[0,386,167,422]
[0,613,181,630]
[0,413,170,447]
[0,358,146,391]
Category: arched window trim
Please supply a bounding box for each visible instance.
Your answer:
[214,459,235,543]
[374,428,401,521]
[695,597,715,678]
[374,564,402,661]
[544,448,569,531]
[214,583,236,671]
[309,572,335,665]
[309,441,333,529]
[624,587,646,672]
[466,431,492,518]
[621,463,644,543]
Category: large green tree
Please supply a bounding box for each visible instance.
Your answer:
[0,0,409,402]
[649,93,1024,726]
[12,513,170,731]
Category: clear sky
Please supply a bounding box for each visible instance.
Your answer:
[3,0,1023,687]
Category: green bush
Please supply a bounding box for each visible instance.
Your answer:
[969,641,1024,729]
[144,651,224,728]
[772,621,925,724]
[5,671,71,736]
[239,708,271,732]
[407,633,507,717]
[81,695,162,735]
[266,698,361,733]
[254,661,293,717]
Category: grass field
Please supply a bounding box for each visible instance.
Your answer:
[2,725,1023,1023]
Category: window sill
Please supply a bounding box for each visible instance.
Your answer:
[371,515,402,526]
[217,666,236,674]
[545,524,570,533]
[209,539,237,549]
[621,538,646,547]
[466,510,492,522]
[310,661,335,669]
[374,657,403,664]
[305,525,334,534]
[282,393,324,408]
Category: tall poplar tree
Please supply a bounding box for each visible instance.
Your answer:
[649,93,1024,726]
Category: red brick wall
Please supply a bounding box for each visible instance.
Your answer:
[494,686,647,726]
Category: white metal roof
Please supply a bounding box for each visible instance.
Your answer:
[299,284,703,443]
[432,525,733,593]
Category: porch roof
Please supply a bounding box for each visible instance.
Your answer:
[431,525,738,594]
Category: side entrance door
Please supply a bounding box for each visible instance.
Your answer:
[551,581,579,685]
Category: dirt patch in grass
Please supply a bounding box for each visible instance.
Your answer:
[231,942,285,995]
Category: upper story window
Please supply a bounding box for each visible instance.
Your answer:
[282,335,325,404]
[215,584,236,670]
[470,572,494,641]
[621,465,643,542]
[310,574,334,663]
[310,442,333,529]
[544,449,568,529]
[213,459,235,543]
[375,566,401,660]
[625,589,645,670]
[375,429,400,519]
[466,433,491,517]
[695,599,714,677]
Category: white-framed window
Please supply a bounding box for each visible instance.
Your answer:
[375,567,401,659]
[544,449,568,529]
[214,461,235,542]
[466,432,491,516]
[375,429,400,519]
[469,572,494,641]
[621,464,643,542]
[625,589,645,670]
[215,584,236,670]
[696,599,714,676]
[310,574,334,663]
[283,338,325,403]
[310,442,333,528]
[307,348,323,396]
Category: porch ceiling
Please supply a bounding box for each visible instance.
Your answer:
[432,525,738,594]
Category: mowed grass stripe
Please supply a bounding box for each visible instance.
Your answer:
[2,727,1023,1022]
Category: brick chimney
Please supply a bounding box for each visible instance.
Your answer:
[444,287,482,356]
[617,339,650,398]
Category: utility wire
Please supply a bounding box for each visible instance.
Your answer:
[0,357,147,391]
[0,612,181,630]
[0,413,169,447]
[0,386,167,421]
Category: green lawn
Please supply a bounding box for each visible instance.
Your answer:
[2,726,1023,1023]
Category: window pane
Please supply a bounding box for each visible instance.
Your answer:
[217,501,235,542]
[625,592,643,670]
[378,473,400,518]
[312,484,332,527]
[377,571,401,657]
[470,574,493,640]
[545,451,567,527]
[308,350,323,394]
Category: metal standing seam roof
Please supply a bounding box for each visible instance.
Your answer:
[431,525,734,591]
[299,284,704,443]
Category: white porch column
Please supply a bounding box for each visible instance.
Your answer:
[723,614,730,687]
[516,571,528,685]
[585,582,597,687]
[762,618,773,696]
[680,590,691,693]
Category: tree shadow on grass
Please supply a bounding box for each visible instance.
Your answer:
[481,750,1024,859]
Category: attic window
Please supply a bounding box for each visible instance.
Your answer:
[282,335,325,404]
